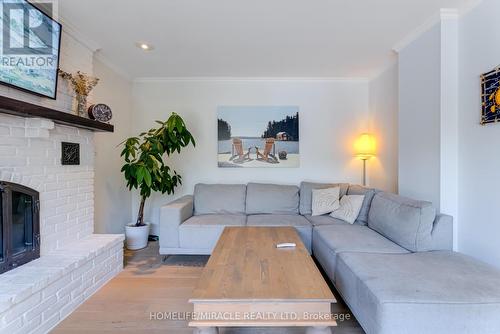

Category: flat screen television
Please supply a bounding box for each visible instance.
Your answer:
[0,0,62,99]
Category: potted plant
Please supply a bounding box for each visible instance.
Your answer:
[120,113,195,250]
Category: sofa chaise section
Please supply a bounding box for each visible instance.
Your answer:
[315,191,465,334]
[335,251,500,334]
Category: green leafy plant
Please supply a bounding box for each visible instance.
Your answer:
[120,113,195,227]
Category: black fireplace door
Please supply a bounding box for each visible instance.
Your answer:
[0,182,40,274]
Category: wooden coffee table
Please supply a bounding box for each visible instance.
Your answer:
[189,227,337,333]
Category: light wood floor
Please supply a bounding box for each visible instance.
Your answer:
[52,242,364,334]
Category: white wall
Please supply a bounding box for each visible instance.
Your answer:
[131,79,385,232]
[397,13,460,248]
[439,13,459,250]
[398,24,442,209]
[396,1,500,267]
[92,59,133,233]
[368,61,399,193]
[457,0,500,268]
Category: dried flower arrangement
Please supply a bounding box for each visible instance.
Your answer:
[59,70,100,117]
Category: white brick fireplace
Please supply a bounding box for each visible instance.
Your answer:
[0,19,126,333]
[0,115,95,254]
[0,113,124,334]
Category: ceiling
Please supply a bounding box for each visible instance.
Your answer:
[58,0,475,79]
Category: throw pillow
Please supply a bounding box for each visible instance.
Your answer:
[311,187,340,216]
[330,195,365,224]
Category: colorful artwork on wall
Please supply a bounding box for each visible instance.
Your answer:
[481,66,500,125]
[217,106,299,168]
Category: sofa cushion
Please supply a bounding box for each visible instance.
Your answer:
[347,184,377,225]
[194,184,246,215]
[246,214,312,253]
[312,224,408,282]
[304,214,347,226]
[330,195,365,224]
[179,214,246,251]
[311,187,340,216]
[247,214,310,227]
[335,251,500,334]
[299,182,349,215]
[368,192,436,252]
[246,183,299,215]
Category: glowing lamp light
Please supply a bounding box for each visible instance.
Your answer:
[354,133,376,186]
[355,133,376,160]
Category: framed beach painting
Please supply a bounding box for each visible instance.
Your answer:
[217,106,300,168]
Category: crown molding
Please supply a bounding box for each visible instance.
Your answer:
[392,10,442,53]
[58,16,100,53]
[393,1,483,53]
[368,54,399,81]
[133,77,369,84]
[94,51,132,81]
[440,8,460,20]
[57,12,132,80]
[458,0,483,16]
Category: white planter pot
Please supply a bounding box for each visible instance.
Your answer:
[125,222,150,250]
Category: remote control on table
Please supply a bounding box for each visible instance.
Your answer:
[276,243,296,248]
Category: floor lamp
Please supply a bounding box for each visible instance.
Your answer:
[355,133,376,186]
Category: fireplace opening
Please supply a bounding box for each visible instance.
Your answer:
[0,182,40,274]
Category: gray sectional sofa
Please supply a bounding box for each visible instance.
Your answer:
[160,182,500,334]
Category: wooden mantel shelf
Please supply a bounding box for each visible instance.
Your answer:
[0,95,114,132]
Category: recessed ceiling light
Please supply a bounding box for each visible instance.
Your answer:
[136,42,154,51]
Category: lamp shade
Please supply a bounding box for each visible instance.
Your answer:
[355,133,376,159]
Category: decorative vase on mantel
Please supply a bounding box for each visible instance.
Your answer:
[59,70,99,118]
[76,94,88,117]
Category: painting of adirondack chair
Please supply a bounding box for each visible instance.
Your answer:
[230,138,252,163]
[255,138,279,163]
[217,106,299,168]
